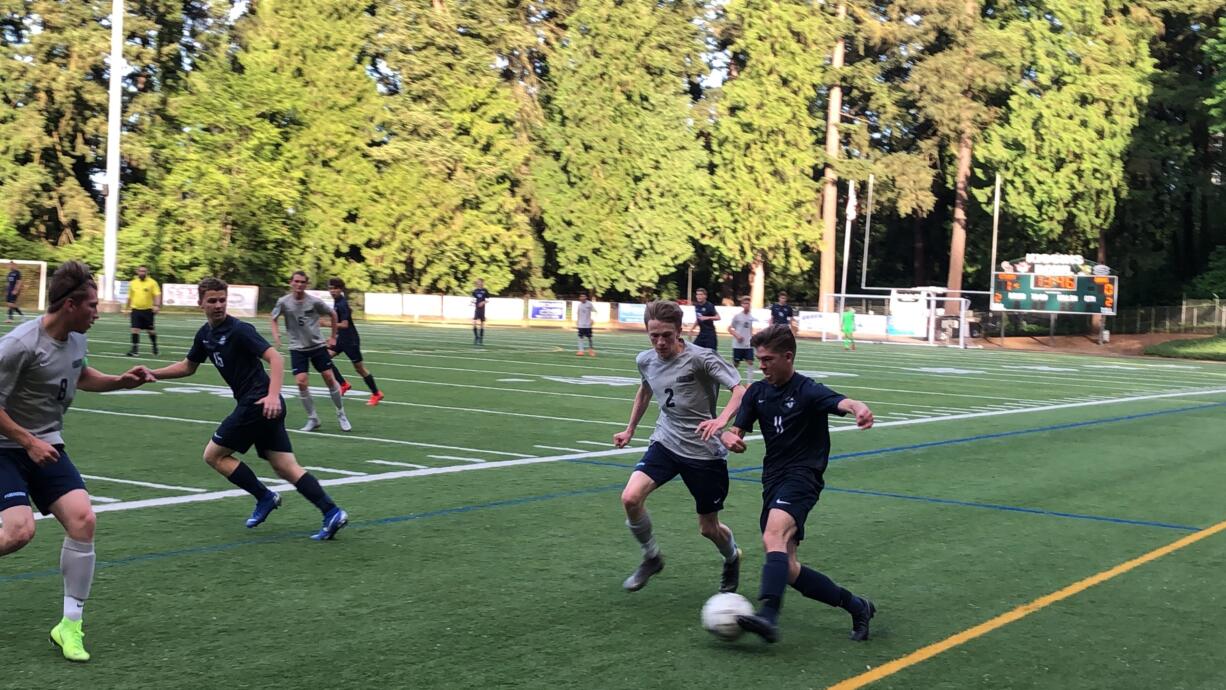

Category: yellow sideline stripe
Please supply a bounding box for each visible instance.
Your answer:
[828,518,1226,690]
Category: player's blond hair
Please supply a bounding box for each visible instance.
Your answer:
[643,300,683,331]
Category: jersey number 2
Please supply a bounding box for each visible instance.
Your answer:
[664,388,675,408]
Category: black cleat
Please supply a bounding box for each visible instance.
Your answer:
[737,613,780,644]
[849,596,876,641]
[622,554,664,591]
[125,349,137,357]
[719,548,742,593]
[152,344,159,355]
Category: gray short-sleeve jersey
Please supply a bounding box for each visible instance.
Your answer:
[0,319,87,448]
[730,312,756,349]
[271,294,331,351]
[636,341,741,460]
[576,301,595,329]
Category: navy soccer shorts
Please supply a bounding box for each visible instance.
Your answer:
[331,339,363,364]
[212,399,293,460]
[130,308,155,330]
[5,292,16,304]
[473,307,486,322]
[693,332,718,351]
[732,347,754,364]
[634,442,729,515]
[760,467,825,542]
[0,445,88,515]
[290,347,335,375]
[577,327,593,339]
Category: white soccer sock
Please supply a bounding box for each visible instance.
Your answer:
[329,385,345,411]
[626,514,660,559]
[60,537,95,622]
[577,337,585,354]
[300,392,318,418]
[717,529,739,563]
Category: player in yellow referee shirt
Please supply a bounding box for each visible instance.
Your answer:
[126,266,161,356]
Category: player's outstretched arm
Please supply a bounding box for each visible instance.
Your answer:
[78,365,157,392]
[720,426,747,453]
[697,383,746,440]
[838,398,874,429]
[148,359,200,381]
[613,383,653,448]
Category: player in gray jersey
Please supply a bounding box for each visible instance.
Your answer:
[613,300,747,593]
[728,295,758,384]
[0,261,154,662]
[270,271,351,432]
[575,292,596,356]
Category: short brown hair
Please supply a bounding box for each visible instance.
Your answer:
[751,324,796,355]
[696,287,707,295]
[292,270,309,281]
[327,277,345,290]
[739,295,751,302]
[47,261,96,313]
[198,277,228,300]
[643,300,683,331]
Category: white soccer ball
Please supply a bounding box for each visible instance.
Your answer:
[701,592,754,641]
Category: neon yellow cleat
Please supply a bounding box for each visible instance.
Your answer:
[50,617,90,662]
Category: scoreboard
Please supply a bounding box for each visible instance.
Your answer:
[991,273,1118,315]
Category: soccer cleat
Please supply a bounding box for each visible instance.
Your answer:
[245,491,281,528]
[576,350,585,357]
[588,349,597,357]
[152,344,159,355]
[125,349,137,357]
[310,508,349,540]
[719,548,742,593]
[339,381,352,395]
[736,613,780,644]
[337,410,352,432]
[622,554,664,592]
[300,417,321,432]
[49,618,90,662]
[366,391,384,407]
[849,597,876,641]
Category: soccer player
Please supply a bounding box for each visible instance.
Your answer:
[125,265,162,356]
[6,261,23,323]
[841,305,856,351]
[0,261,156,662]
[690,287,720,351]
[575,292,596,357]
[472,278,489,345]
[149,277,349,541]
[270,271,351,432]
[720,324,876,644]
[613,300,747,593]
[325,278,383,405]
[770,291,796,330]
[727,296,757,384]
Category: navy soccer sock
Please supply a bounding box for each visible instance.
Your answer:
[293,472,338,515]
[362,374,379,395]
[226,462,271,499]
[149,333,158,349]
[758,551,791,623]
[130,333,139,350]
[791,565,855,609]
[472,324,479,339]
[331,365,347,386]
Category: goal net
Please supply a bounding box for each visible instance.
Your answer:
[2,259,49,313]
[819,290,970,348]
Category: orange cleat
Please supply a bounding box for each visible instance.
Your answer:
[339,381,352,395]
[588,350,597,357]
[366,391,384,406]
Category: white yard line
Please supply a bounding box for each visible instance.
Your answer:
[368,460,428,469]
[426,455,488,464]
[303,466,369,476]
[534,444,587,453]
[90,496,120,503]
[79,474,208,493]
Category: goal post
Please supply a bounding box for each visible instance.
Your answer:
[2,259,49,312]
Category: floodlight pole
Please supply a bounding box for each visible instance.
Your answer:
[860,174,874,291]
[990,173,1003,342]
[839,180,855,313]
[102,0,124,305]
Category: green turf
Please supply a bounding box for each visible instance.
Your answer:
[2,314,1225,688]
[1144,333,1226,361]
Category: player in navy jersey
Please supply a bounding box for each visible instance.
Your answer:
[721,324,876,643]
[769,291,796,330]
[149,277,349,540]
[5,261,23,322]
[689,287,720,351]
[472,278,490,345]
[324,278,383,406]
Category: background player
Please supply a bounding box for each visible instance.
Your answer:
[841,304,857,351]
[270,271,351,432]
[0,261,155,662]
[728,295,757,384]
[472,278,489,345]
[690,287,720,351]
[770,291,796,331]
[325,278,383,405]
[5,260,23,323]
[721,324,876,644]
[613,300,746,594]
[125,265,161,356]
[149,277,349,540]
[575,291,596,356]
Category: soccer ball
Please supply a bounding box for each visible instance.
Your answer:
[701,592,754,641]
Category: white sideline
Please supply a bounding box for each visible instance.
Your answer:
[426,455,487,464]
[368,460,428,469]
[80,474,208,493]
[37,386,1226,522]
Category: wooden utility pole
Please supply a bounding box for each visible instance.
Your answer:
[818,1,847,312]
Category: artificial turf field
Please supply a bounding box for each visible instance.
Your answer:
[2,313,1224,689]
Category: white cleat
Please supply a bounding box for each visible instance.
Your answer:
[300,417,321,432]
[337,411,352,432]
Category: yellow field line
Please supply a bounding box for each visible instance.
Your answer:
[828,518,1226,689]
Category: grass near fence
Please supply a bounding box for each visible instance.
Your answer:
[1145,333,1226,361]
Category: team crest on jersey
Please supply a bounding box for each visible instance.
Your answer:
[71,358,83,369]
[218,335,228,345]
[677,374,696,383]
[785,397,795,409]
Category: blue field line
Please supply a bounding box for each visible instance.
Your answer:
[0,483,625,584]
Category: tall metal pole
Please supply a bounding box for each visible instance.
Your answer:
[102,0,124,303]
[988,173,1002,285]
[839,180,855,313]
[860,174,874,291]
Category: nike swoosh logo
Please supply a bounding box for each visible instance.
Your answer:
[775,500,790,505]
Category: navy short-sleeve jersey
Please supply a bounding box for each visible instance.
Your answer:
[695,301,718,335]
[334,296,358,344]
[472,288,490,306]
[734,373,846,480]
[770,303,794,325]
[187,316,273,406]
[5,270,18,295]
